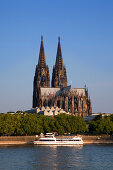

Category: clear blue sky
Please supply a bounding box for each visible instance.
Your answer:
[0,0,113,113]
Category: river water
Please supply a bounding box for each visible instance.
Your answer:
[0,145,113,170]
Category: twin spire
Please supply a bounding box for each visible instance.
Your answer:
[38,36,63,69]
[37,36,67,88]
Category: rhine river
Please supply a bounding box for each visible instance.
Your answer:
[0,145,113,170]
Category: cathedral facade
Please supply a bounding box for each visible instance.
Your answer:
[33,36,92,117]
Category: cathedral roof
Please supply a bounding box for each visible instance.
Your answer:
[57,85,85,96]
[41,87,60,96]
[40,86,86,97]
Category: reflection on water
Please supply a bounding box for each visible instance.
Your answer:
[0,145,113,170]
[34,145,83,149]
[34,145,83,169]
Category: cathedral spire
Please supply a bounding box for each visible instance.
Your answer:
[51,37,67,88]
[38,36,46,67]
[33,36,50,108]
[55,37,63,69]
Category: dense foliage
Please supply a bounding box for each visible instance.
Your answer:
[1,113,113,136]
[0,113,88,136]
[89,114,113,134]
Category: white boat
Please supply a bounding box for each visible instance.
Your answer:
[33,133,83,145]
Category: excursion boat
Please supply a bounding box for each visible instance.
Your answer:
[33,133,83,145]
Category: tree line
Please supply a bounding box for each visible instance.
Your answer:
[0,113,113,136]
[89,114,113,135]
[0,113,87,136]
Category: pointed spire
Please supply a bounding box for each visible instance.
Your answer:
[55,37,63,69]
[86,87,88,98]
[88,96,92,114]
[38,36,46,67]
[41,35,43,42]
[51,37,67,88]
[71,81,72,89]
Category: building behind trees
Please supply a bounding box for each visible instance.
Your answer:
[33,36,92,118]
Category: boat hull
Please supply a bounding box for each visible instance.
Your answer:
[34,141,83,145]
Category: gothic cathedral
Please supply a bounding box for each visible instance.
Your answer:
[33,36,92,117]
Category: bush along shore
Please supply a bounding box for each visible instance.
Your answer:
[0,113,113,136]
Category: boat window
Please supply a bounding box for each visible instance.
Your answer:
[40,139,55,141]
[56,139,81,141]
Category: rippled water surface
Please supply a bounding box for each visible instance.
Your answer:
[0,145,113,170]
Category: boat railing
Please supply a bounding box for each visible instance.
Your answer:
[45,133,55,138]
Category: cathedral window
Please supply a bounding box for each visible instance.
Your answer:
[42,76,45,82]
[57,100,60,108]
[43,99,47,107]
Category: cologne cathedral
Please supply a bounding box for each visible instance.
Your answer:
[33,36,92,117]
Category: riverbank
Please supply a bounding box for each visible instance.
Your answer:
[82,135,113,144]
[0,135,113,145]
[0,136,35,145]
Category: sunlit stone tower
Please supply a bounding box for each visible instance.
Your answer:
[51,37,67,88]
[33,36,50,108]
